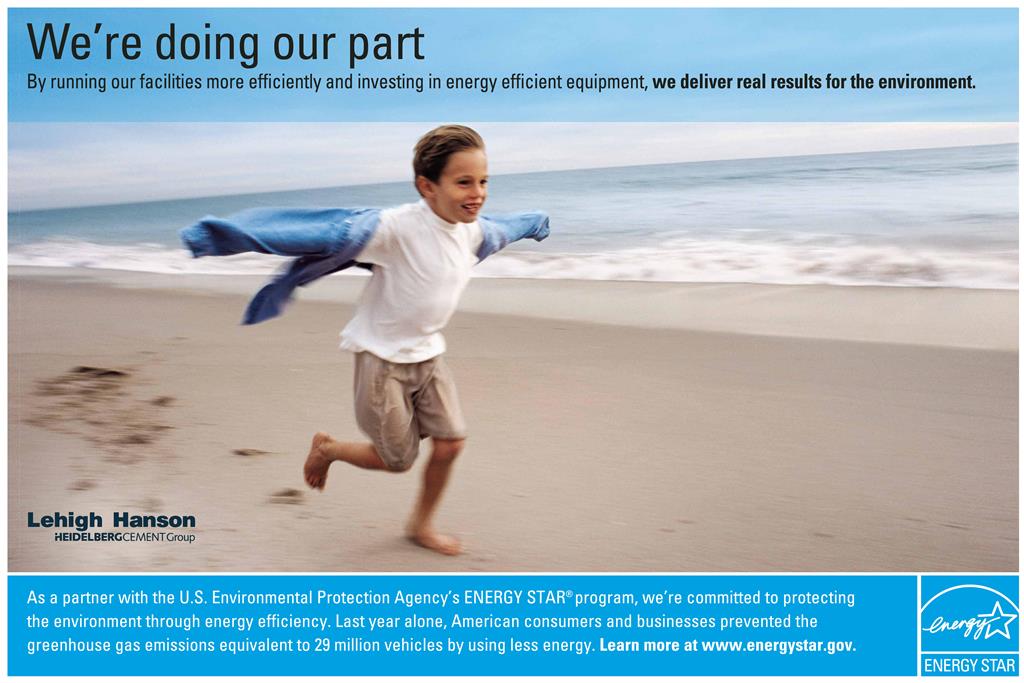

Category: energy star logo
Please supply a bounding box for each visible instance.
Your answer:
[920,577,1019,677]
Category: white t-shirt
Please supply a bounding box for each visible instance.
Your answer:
[339,201,483,363]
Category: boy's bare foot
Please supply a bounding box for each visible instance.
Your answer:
[406,523,462,556]
[303,432,332,490]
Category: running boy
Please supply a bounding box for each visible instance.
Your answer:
[302,125,493,556]
[181,125,546,555]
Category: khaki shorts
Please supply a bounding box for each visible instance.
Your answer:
[353,352,467,471]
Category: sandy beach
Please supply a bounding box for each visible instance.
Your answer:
[8,268,1018,572]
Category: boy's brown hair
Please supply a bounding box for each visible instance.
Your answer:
[413,125,485,192]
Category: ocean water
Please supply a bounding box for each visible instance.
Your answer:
[8,143,1018,289]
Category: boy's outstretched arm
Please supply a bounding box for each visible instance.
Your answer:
[475,212,551,262]
[179,207,383,324]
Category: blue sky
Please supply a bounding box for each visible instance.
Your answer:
[8,7,1019,122]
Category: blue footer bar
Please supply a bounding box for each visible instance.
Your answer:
[8,575,922,676]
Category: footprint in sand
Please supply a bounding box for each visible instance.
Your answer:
[30,366,177,463]
[233,448,272,457]
[269,488,304,505]
[72,366,129,379]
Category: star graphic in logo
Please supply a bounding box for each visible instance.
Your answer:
[979,601,1018,640]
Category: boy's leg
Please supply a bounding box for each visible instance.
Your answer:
[303,433,388,490]
[304,351,416,489]
[405,356,467,555]
[406,437,465,555]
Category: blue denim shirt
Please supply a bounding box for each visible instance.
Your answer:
[180,206,550,324]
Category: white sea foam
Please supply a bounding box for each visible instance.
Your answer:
[7,239,1017,289]
[475,240,1018,289]
[8,240,299,276]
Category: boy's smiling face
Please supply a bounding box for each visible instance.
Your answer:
[417,148,488,224]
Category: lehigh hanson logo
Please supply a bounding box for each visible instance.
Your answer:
[920,577,1019,676]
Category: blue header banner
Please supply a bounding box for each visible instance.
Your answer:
[7,8,1018,122]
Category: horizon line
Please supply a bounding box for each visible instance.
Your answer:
[10,140,1017,214]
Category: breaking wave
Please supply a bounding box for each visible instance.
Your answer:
[9,238,1017,289]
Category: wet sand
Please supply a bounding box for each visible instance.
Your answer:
[8,269,1018,572]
